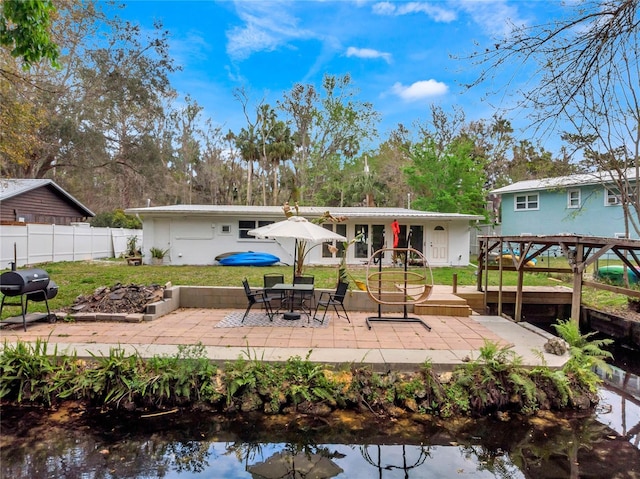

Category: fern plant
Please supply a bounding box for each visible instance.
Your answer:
[529,364,572,409]
[451,341,538,415]
[554,319,613,393]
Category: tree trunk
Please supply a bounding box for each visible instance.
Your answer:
[272,163,279,205]
[246,161,253,205]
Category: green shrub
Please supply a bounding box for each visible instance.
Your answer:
[447,341,538,416]
[90,209,142,229]
[0,339,76,405]
[78,348,147,408]
[145,344,220,407]
[0,335,612,417]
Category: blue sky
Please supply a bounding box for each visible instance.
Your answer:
[113,0,569,150]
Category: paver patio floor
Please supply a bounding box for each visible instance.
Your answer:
[0,308,565,370]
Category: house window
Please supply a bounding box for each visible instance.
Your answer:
[567,189,580,208]
[514,193,538,211]
[322,223,347,258]
[220,224,231,235]
[605,188,621,206]
[238,220,273,239]
[354,224,369,259]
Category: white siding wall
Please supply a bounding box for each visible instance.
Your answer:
[143,216,296,266]
[141,215,476,267]
[446,221,473,266]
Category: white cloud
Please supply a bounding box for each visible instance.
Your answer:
[372,2,396,16]
[169,31,210,66]
[227,24,279,60]
[397,2,457,22]
[346,46,392,63]
[457,0,529,37]
[373,1,529,36]
[372,1,457,22]
[391,80,449,101]
[226,1,315,61]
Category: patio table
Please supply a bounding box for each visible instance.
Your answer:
[270,283,315,320]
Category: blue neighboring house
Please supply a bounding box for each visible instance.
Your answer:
[491,170,637,239]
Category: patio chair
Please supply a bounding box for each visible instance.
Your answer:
[293,274,315,315]
[263,273,285,311]
[242,278,275,322]
[313,281,350,324]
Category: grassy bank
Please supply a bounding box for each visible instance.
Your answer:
[0,320,611,418]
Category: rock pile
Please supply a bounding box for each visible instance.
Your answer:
[543,337,569,356]
[67,283,165,314]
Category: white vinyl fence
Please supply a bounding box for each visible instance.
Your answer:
[469,223,502,257]
[0,224,142,269]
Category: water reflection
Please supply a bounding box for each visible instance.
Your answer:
[245,445,344,478]
[597,363,640,447]
[2,402,640,479]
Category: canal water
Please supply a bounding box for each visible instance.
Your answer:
[2,370,640,479]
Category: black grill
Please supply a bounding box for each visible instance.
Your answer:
[28,280,59,302]
[0,268,58,330]
[0,269,50,296]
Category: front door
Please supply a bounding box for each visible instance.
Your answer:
[429,225,448,263]
[154,219,172,263]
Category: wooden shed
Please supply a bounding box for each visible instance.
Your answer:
[0,179,94,225]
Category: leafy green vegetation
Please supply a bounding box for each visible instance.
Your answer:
[149,246,170,259]
[0,338,607,417]
[404,134,488,218]
[0,0,60,68]
[0,338,76,405]
[90,209,142,229]
[32,343,223,410]
[554,319,613,394]
[445,341,538,417]
[224,349,343,413]
[581,286,632,311]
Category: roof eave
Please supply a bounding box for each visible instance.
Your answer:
[0,179,95,217]
[125,205,483,221]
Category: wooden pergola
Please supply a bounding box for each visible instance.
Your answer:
[477,235,640,322]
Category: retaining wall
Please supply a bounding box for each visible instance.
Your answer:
[65,285,409,322]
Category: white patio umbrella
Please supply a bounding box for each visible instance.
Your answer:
[247,216,347,277]
[247,450,344,479]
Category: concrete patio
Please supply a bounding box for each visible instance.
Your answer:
[0,305,568,372]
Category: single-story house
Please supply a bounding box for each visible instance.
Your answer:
[491,170,638,239]
[0,178,94,225]
[124,205,483,267]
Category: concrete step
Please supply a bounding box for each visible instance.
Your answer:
[425,293,469,305]
[413,285,473,316]
[414,303,473,316]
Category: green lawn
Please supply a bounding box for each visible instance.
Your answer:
[0,258,572,318]
[1,256,633,319]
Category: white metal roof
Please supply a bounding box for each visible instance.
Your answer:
[0,178,95,216]
[491,169,638,195]
[125,204,483,221]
